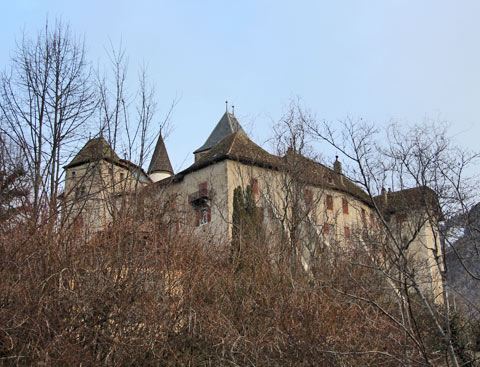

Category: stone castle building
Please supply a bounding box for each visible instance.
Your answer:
[63,108,444,301]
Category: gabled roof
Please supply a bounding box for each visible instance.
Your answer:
[148,133,173,175]
[65,137,119,169]
[193,112,245,154]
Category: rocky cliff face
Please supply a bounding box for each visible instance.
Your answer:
[444,203,480,315]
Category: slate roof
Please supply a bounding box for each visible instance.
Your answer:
[282,149,370,203]
[65,137,120,169]
[64,137,151,183]
[374,186,443,219]
[148,133,173,175]
[172,131,372,204]
[193,112,245,154]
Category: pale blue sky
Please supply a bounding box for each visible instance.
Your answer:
[1,0,479,172]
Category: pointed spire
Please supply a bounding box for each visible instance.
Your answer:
[148,132,173,176]
[194,110,246,154]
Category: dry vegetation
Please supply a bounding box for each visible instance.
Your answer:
[0,199,457,366]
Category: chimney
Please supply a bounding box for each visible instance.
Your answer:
[333,156,343,184]
[333,156,342,174]
[381,187,388,204]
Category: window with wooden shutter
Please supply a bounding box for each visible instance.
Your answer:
[195,210,201,226]
[361,208,366,224]
[342,198,349,214]
[344,226,351,237]
[305,189,313,207]
[324,223,330,234]
[326,195,333,210]
[250,178,258,196]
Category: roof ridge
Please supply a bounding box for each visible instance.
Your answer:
[226,131,239,156]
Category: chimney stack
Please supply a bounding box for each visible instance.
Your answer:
[333,156,342,174]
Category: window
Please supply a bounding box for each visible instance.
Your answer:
[370,213,375,228]
[344,226,351,237]
[196,205,211,226]
[361,208,366,224]
[324,223,335,235]
[305,189,313,207]
[326,195,333,210]
[342,198,349,214]
[75,185,86,199]
[120,172,125,181]
[250,178,258,196]
[71,171,76,178]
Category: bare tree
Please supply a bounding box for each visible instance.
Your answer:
[309,116,480,366]
[0,19,96,223]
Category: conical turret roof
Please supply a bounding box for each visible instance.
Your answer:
[193,111,245,154]
[148,132,173,175]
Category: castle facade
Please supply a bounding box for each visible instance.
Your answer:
[63,109,444,301]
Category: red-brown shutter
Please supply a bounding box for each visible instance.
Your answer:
[305,189,313,207]
[207,206,212,222]
[344,226,350,237]
[324,223,330,234]
[326,195,333,210]
[342,198,349,214]
[258,207,264,221]
[250,178,258,196]
[195,210,201,226]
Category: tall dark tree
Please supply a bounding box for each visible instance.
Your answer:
[231,185,263,267]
